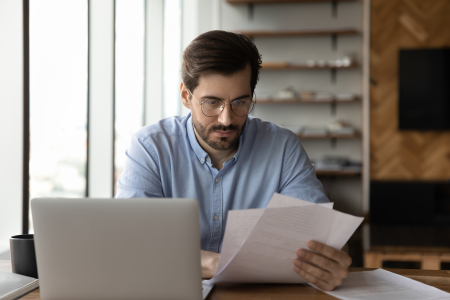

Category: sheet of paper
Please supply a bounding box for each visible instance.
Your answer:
[216,208,264,274]
[266,193,334,209]
[216,194,333,275]
[210,194,363,284]
[202,281,214,299]
[317,269,450,300]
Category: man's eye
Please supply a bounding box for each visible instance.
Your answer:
[204,100,219,106]
[233,99,250,106]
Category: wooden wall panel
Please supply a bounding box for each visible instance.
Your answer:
[370,0,450,181]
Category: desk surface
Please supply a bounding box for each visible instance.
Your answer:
[2,260,450,299]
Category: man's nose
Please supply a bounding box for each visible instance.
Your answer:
[217,103,233,127]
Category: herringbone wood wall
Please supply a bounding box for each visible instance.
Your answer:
[370,0,450,180]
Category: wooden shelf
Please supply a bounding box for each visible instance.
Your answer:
[239,29,358,38]
[256,97,359,104]
[261,62,358,70]
[297,132,358,139]
[227,0,356,4]
[315,170,361,176]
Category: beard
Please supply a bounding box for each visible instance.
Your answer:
[192,118,244,151]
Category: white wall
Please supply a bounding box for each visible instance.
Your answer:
[0,0,24,258]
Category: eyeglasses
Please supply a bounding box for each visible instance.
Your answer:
[188,89,255,117]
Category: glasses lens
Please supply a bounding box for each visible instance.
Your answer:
[231,99,254,116]
[200,98,255,117]
[202,99,224,117]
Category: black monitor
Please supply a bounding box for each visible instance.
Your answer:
[398,48,450,130]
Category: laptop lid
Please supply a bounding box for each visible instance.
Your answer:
[31,198,202,300]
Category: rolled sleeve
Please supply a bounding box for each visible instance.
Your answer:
[279,135,329,204]
[115,134,164,198]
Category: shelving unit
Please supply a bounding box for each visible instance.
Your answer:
[223,0,368,216]
[227,0,356,4]
[297,132,358,139]
[239,29,359,37]
[261,62,358,70]
[316,170,361,177]
[256,97,359,104]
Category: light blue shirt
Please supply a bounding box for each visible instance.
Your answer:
[116,113,329,252]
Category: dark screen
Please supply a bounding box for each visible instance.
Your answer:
[398,48,450,130]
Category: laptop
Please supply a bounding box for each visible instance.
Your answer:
[31,198,203,300]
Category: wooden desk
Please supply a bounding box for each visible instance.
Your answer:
[2,261,450,299]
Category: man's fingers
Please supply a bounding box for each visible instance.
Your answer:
[294,258,334,282]
[296,249,341,274]
[307,240,352,267]
[293,264,337,291]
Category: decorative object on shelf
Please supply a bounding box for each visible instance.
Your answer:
[334,93,356,102]
[305,54,355,68]
[300,125,328,136]
[315,156,349,171]
[299,90,315,100]
[314,93,334,101]
[314,156,362,174]
[327,120,356,135]
[255,94,359,104]
[276,87,298,99]
[297,120,357,138]
[261,61,357,70]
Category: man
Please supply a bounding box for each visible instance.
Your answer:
[116,30,351,291]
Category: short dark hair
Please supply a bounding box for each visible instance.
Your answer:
[181,30,262,96]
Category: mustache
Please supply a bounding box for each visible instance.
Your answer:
[209,124,239,132]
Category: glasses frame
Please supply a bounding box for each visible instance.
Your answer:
[188,89,256,117]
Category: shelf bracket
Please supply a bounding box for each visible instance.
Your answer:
[331,138,337,149]
[330,101,337,116]
[248,3,254,20]
[332,0,338,18]
[330,68,337,84]
[331,33,338,51]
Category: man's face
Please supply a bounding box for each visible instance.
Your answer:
[181,65,252,152]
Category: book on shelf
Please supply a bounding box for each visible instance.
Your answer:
[335,93,356,101]
[329,127,356,135]
[301,125,328,136]
[0,270,39,300]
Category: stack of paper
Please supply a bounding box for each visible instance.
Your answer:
[207,193,364,284]
[0,270,39,300]
[319,269,450,300]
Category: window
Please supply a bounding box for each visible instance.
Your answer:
[163,0,182,117]
[29,0,88,232]
[114,0,145,193]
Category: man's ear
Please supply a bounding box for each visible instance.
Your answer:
[180,82,191,110]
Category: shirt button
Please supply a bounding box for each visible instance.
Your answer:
[200,158,204,163]
[215,178,220,183]
[206,157,210,162]
[214,216,219,221]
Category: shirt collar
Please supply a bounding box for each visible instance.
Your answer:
[186,113,250,165]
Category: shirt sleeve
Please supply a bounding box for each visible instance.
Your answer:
[115,134,164,198]
[279,134,330,203]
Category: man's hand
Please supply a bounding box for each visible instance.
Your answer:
[293,240,351,291]
[201,250,220,279]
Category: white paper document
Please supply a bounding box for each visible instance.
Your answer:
[318,269,450,300]
[208,193,363,284]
